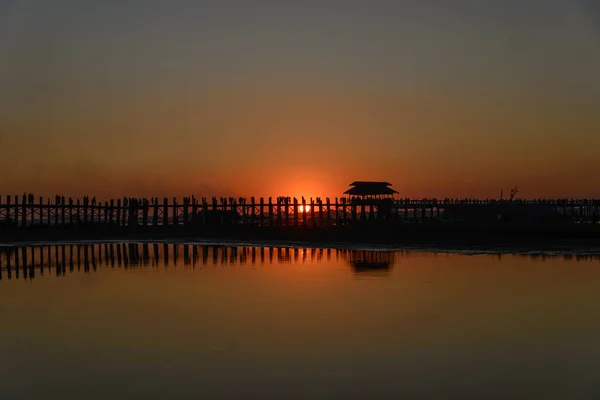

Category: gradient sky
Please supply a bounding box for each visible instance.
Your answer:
[1,0,599,199]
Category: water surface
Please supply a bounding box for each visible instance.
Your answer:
[1,243,600,399]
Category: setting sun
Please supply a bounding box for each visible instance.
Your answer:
[298,205,311,213]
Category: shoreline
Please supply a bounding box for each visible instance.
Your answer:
[1,224,600,254]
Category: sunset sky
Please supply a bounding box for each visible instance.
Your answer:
[1,0,599,199]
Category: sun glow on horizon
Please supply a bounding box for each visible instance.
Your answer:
[298,204,311,213]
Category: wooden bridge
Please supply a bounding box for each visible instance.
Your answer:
[1,194,600,228]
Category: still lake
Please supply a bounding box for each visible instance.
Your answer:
[1,243,600,399]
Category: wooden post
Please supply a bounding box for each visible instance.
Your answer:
[310,198,316,227]
[210,198,217,225]
[241,197,246,224]
[143,199,149,227]
[201,198,208,225]
[259,197,265,227]
[318,198,324,226]
[91,197,97,223]
[326,198,331,225]
[54,196,59,226]
[293,198,299,226]
[37,196,43,226]
[335,198,340,225]
[268,197,274,227]
[301,197,307,226]
[108,200,114,226]
[230,198,237,224]
[152,198,159,226]
[277,198,282,227]
[75,198,82,224]
[172,198,178,225]
[160,198,166,226]
[122,199,128,227]
[46,198,51,227]
[284,197,290,226]
[83,197,89,224]
[21,194,27,228]
[183,197,189,226]
[116,199,122,227]
[5,195,10,228]
[250,197,256,226]
[192,197,198,225]
[103,201,108,224]
[30,196,36,226]
[13,195,18,228]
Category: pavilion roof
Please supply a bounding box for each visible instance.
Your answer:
[344,181,398,196]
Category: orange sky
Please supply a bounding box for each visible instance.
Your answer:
[1,1,599,200]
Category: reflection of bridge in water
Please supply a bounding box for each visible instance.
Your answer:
[0,243,399,280]
[1,243,599,280]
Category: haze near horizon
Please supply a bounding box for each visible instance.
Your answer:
[1,0,599,199]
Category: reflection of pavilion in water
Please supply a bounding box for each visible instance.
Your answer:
[347,251,395,274]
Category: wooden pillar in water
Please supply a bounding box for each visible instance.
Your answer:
[293,198,299,226]
[335,198,340,225]
[36,196,43,226]
[83,197,90,224]
[259,197,265,227]
[59,197,65,226]
[172,198,178,225]
[310,198,316,227]
[326,198,332,225]
[268,197,274,227]
[5,195,11,228]
[102,201,107,225]
[45,198,50,227]
[53,197,59,226]
[318,198,324,226]
[21,194,27,228]
[161,198,167,226]
[31,196,38,226]
[210,198,217,225]
[108,200,114,226]
[276,198,282,227]
[182,197,189,225]
[142,199,148,227]
[91,197,96,223]
[302,197,307,226]
[284,197,290,226]
[250,197,256,226]
[116,199,122,227]
[191,197,198,225]
[13,195,19,228]
[152,199,159,226]
[201,198,208,225]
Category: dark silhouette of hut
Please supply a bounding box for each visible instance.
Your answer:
[344,182,398,219]
[344,182,398,201]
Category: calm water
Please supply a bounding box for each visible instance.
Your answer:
[1,243,600,399]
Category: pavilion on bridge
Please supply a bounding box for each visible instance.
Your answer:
[343,181,398,201]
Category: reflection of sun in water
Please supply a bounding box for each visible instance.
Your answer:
[298,205,311,213]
